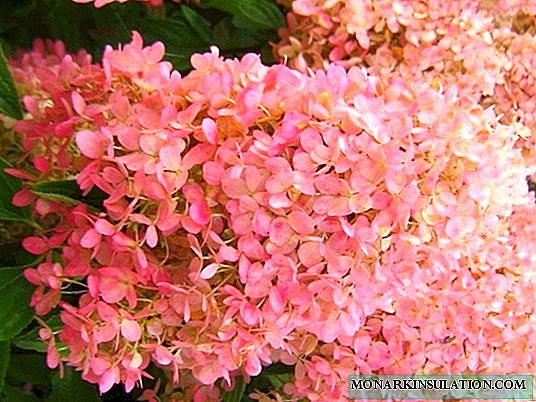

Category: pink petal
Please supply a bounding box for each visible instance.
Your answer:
[245,353,262,376]
[194,361,221,385]
[144,41,165,64]
[339,310,356,336]
[80,229,101,248]
[145,224,158,248]
[222,177,249,199]
[182,143,215,169]
[116,127,140,151]
[95,219,115,236]
[314,175,343,195]
[4,168,35,180]
[23,268,41,285]
[268,193,293,209]
[94,324,117,344]
[154,346,174,365]
[46,345,60,369]
[139,133,164,154]
[121,319,142,342]
[201,118,218,144]
[299,128,322,152]
[12,189,36,207]
[245,166,263,193]
[326,196,350,216]
[200,263,219,279]
[240,302,259,325]
[98,366,120,394]
[417,109,437,125]
[385,170,407,194]
[298,242,323,267]
[203,161,224,185]
[97,302,119,323]
[312,196,331,214]
[91,357,111,375]
[160,142,185,171]
[135,248,148,269]
[189,200,211,225]
[71,91,86,116]
[268,286,285,313]
[467,183,491,204]
[252,209,272,236]
[99,277,127,304]
[76,130,103,159]
[157,213,182,232]
[348,194,373,213]
[288,210,315,235]
[218,245,240,262]
[269,217,292,246]
[265,171,292,193]
[445,216,476,238]
[34,156,50,173]
[181,216,203,234]
[182,184,205,203]
[237,235,265,260]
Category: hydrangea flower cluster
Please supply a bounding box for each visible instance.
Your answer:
[273,0,536,163]
[6,32,536,402]
[493,31,536,128]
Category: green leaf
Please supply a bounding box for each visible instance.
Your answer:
[204,0,284,30]
[267,373,291,389]
[11,337,46,354]
[0,247,39,269]
[222,376,246,402]
[1,384,40,402]
[213,18,262,51]
[31,180,83,207]
[237,0,285,30]
[6,353,51,388]
[181,6,212,45]
[0,158,30,223]
[0,42,23,119]
[0,266,36,340]
[258,362,294,375]
[48,367,100,402]
[0,341,9,393]
[13,316,61,353]
[31,179,107,209]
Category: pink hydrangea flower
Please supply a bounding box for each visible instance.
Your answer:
[8,31,536,401]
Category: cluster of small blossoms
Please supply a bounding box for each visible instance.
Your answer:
[275,0,506,92]
[273,0,536,164]
[7,32,536,402]
[479,0,536,20]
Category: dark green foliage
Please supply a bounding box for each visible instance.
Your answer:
[31,179,107,210]
[0,42,23,119]
[222,376,246,402]
[0,0,285,72]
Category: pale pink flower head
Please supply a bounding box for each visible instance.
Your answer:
[9,29,536,402]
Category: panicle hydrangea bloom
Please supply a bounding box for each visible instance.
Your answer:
[273,0,536,172]
[8,32,536,402]
[274,0,507,94]
[485,30,536,163]
[479,0,536,21]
